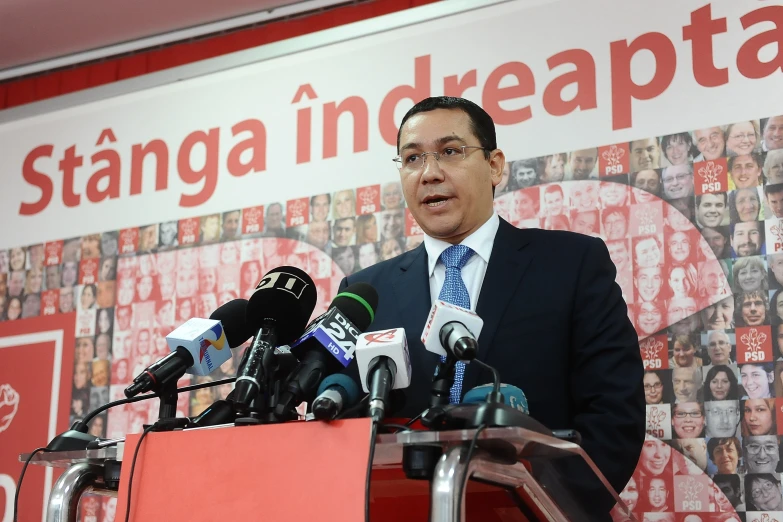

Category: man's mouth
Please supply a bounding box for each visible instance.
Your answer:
[422,195,450,207]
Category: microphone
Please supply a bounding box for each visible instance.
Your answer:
[234,266,317,412]
[274,282,379,419]
[355,328,412,423]
[311,374,361,420]
[421,300,484,358]
[124,299,250,398]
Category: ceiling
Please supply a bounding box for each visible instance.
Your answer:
[0,0,343,76]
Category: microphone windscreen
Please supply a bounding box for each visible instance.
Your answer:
[246,266,317,345]
[316,374,361,404]
[210,299,253,348]
[332,282,379,331]
[462,383,529,414]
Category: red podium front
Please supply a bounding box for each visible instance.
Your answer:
[116,419,373,522]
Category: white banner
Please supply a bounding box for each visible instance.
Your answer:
[0,0,779,249]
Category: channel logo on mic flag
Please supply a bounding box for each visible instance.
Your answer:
[199,322,227,363]
[166,318,231,375]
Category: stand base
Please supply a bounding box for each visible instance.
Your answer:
[46,430,100,452]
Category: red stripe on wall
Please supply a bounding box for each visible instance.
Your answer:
[0,0,440,110]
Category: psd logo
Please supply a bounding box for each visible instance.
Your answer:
[364,330,398,344]
[629,202,662,237]
[178,217,200,246]
[119,227,139,254]
[242,205,264,235]
[599,143,630,176]
[405,208,423,236]
[736,326,772,363]
[645,403,670,439]
[357,185,380,215]
[0,383,20,433]
[675,476,707,512]
[694,158,728,195]
[767,218,783,254]
[287,198,309,228]
[640,335,668,369]
[44,240,63,266]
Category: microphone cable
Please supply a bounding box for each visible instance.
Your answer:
[365,418,379,522]
[12,447,47,522]
[457,424,487,520]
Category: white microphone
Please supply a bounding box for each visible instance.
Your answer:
[355,328,412,422]
[124,318,231,397]
[421,301,484,358]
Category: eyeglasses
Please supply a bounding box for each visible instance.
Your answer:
[674,410,703,418]
[644,383,663,391]
[751,481,777,498]
[729,133,755,142]
[707,408,738,417]
[393,146,489,173]
[746,443,778,455]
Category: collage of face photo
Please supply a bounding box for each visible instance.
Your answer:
[1,115,781,522]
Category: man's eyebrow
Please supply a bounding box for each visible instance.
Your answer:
[399,135,467,153]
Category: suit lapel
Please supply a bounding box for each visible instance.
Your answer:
[463,219,535,391]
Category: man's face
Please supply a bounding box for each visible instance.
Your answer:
[668,231,691,263]
[267,204,283,228]
[307,221,330,249]
[701,296,734,330]
[333,218,356,247]
[101,234,118,257]
[731,222,761,256]
[634,238,661,268]
[311,195,330,222]
[544,155,565,182]
[543,190,564,216]
[569,149,597,179]
[745,435,780,473]
[646,477,668,510]
[768,190,783,218]
[59,287,74,312]
[335,248,355,275]
[741,366,772,399]
[381,211,403,239]
[731,154,762,188]
[398,109,503,244]
[705,400,740,437]
[8,272,24,296]
[606,241,630,271]
[222,212,240,238]
[696,194,727,227]
[707,332,731,364]
[635,266,662,302]
[634,170,660,194]
[511,164,536,187]
[740,294,766,325]
[667,297,697,325]
[672,368,699,402]
[603,211,627,241]
[571,212,597,235]
[630,138,661,171]
[662,165,693,199]
[694,127,725,160]
[701,227,727,258]
[82,236,100,258]
[764,115,783,150]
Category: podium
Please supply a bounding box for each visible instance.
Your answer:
[21,419,633,522]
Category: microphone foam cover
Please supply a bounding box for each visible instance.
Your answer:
[210,299,253,348]
[316,374,361,405]
[333,282,379,331]
[462,383,529,414]
[246,266,317,345]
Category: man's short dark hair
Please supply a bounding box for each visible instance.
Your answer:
[397,97,496,158]
[311,193,331,205]
[696,192,728,206]
[765,183,783,196]
[728,152,763,170]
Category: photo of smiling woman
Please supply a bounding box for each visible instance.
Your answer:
[729,187,763,223]
[672,401,706,439]
[741,398,776,436]
[732,256,767,294]
[704,365,740,401]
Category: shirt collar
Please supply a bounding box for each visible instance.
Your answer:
[423,212,500,277]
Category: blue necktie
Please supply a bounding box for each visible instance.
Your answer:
[437,244,475,403]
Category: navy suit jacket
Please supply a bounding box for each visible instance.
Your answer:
[339,218,645,515]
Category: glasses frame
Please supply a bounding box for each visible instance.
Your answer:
[392,145,489,171]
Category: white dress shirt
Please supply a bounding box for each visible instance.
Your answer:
[423,212,500,311]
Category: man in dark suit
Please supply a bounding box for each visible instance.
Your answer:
[339,96,645,519]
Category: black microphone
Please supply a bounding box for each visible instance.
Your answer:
[124,299,252,398]
[275,282,378,419]
[233,267,317,412]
